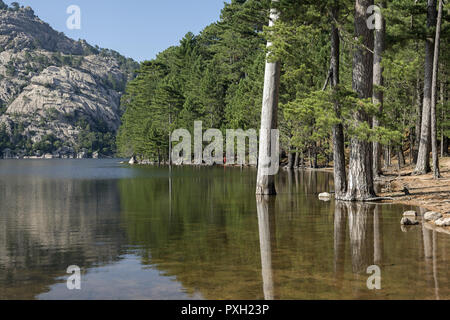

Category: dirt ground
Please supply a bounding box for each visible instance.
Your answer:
[378,157,450,213]
[376,156,450,232]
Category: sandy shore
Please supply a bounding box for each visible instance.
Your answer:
[376,157,450,232]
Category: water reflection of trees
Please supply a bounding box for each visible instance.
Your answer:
[256,195,276,300]
[0,176,124,299]
[119,168,449,299]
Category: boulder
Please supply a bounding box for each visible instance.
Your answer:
[403,211,417,218]
[318,192,332,199]
[423,211,443,222]
[400,217,419,226]
[435,218,450,227]
[128,156,137,165]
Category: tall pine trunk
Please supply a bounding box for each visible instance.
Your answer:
[441,81,445,157]
[415,0,437,174]
[413,72,422,163]
[344,0,376,201]
[256,1,281,195]
[430,0,443,179]
[294,152,300,168]
[372,0,386,179]
[331,1,347,200]
[287,147,294,170]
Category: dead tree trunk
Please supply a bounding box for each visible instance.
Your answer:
[372,0,386,179]
[415,0,437,175]
[344,0,376,201]
[331,1,347,199]
[430,0,443,179]
[256,1,280,195]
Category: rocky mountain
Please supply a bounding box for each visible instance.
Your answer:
[0,2,138,158]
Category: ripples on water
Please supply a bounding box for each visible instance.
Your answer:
[0,159,448,300]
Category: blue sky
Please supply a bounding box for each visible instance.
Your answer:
[5,0,227,62]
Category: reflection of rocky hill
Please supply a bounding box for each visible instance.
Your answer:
[0,173,125,299]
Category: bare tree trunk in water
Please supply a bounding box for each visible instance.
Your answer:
[430,0,443,179]
[415,0,437,174]
[345,0,376,201]
[256,195,275,300]
[372,0,386,179]
[331,1,347,199]
[256,1,280,195]
[294,152,299,168]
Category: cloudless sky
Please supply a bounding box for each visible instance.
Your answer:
[5,0,227,62]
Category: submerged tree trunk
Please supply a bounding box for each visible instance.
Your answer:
[430,0,443,179]
[372,0,386,179]
[415,0,437,175]
[344,0,376,201]
[256,1,280,195]
[331,1,347,199]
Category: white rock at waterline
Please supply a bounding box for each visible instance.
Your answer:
[403,211,417,218]
[128,157,137,165]
[401,217,419,226]
[435,218,450,227]
[318,192,332,198]
[424,212,443,222]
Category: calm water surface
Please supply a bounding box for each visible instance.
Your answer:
[0,159,448,300]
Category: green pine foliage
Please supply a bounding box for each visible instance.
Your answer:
[118,0,450,164]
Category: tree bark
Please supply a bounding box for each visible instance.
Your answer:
[294,152,299,168]
[415,0,437,174]
[256,1,280,195]
[331,1,347,200]
[430,0,443,179]
[398,145,405,168]
[344,0,376,201]
[372,0,386,179]
[383,144,391,168]
[441,81,446,157]
[287,148,294,170]
[413,71,422,163]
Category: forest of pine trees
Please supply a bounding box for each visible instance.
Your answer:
[117,0,449,199]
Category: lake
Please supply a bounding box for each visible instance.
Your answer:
[0,159,448,300]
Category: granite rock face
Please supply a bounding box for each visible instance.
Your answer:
[0,5,137,157]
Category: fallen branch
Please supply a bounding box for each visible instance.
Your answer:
[364,197,395,201]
